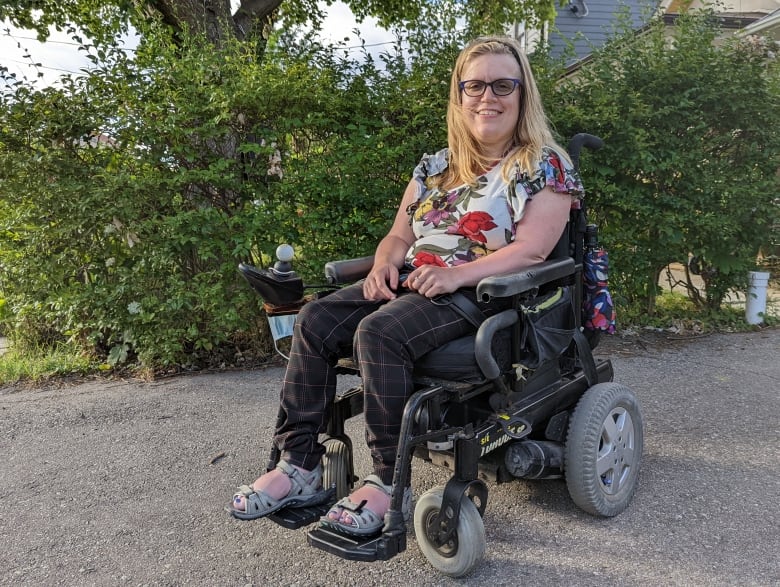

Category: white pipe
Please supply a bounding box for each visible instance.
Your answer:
[745,271,771,325]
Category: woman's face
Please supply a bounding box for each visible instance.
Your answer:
[459,53,522,158]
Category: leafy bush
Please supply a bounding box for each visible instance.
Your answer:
[547,9,780,314]
[0,16,462,369]
[264,29,457,275]
[1,7,777,375]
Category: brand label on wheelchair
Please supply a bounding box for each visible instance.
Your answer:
[478,423,527,456]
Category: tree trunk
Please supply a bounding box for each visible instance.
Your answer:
[148,0,282,44]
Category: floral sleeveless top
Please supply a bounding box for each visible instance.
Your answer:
[405,147,584,268]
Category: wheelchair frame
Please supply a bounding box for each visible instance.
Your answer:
[239,134,643,577]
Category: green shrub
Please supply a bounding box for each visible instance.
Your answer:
[0,18,462,370]
[548,9,780,315]
[1,7,777,375]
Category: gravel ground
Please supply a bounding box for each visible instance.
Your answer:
[1,328,778,587]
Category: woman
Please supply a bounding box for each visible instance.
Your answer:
[227,36,583,536]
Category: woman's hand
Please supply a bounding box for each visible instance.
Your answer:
[406,265,462,298]
[363,263,401,301]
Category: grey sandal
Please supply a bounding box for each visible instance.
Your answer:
[227,460,329,520]
[319,474,412,537]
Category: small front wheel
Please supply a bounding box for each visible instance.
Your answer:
[565,382,644,517]
[413,485,486,577]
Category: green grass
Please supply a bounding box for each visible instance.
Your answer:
[0,343,95,386]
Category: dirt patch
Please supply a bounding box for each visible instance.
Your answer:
[594,328,748,358]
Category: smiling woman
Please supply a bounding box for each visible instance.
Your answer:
[457,53,523,159]
[226,35,584,544]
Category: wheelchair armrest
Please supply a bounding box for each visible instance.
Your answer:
[324,255,375,285]
[476,257,575,301]
[475,309,520,380]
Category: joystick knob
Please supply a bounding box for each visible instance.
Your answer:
[273,243,295,275]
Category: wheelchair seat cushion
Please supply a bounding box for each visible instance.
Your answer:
[413,328,512,383]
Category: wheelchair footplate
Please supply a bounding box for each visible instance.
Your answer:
[307,523,407,562]
[266,487,337,530]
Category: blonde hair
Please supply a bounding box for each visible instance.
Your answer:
[437,36,568,189]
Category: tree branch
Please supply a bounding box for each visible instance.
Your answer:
[233,0,282,39]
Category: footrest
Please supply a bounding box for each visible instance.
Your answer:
[267,488,336,530]
[307,525,407,562]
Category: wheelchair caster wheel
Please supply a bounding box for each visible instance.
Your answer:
[321,439,352,500]
[565,382,644,517]
[413,485,485,577]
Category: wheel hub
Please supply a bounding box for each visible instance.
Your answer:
[597,407,635,495]
[425,510,459,558]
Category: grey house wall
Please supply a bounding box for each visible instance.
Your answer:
[547,0,659,63]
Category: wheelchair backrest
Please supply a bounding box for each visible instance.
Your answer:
[544,133,604,327]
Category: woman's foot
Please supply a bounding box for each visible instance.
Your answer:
[320,475,412,536]
[231,466,297,513]
[227,461,328,520]
[325,481,390,526]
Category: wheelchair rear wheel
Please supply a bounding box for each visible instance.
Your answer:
[321,439,352,500]
[564,382,644,517]
[413,485,486,578]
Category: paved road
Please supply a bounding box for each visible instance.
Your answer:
[1,329,778,586]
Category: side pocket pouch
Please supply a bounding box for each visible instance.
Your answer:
[516,286,576,372]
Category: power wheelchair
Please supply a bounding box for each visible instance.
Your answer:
[238,134,644,577]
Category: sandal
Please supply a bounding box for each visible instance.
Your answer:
[226,460,329,520]
[319,474,413,537]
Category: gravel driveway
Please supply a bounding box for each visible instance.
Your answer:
[1,329,778,586]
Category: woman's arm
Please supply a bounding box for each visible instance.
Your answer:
[362,180,419,301]
[406,186,572,298]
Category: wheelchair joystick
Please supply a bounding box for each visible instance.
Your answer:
[272,243,296,275]
[237,243,305,307]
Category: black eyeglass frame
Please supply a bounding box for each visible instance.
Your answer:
[458,78,523,97]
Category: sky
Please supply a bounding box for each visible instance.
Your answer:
[0,1,393,88]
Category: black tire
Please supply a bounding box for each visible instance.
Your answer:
[413,486,486,578]
[321,439,352,500]
[565,382,643,517]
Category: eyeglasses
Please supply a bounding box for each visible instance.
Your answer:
[458,78,523,97]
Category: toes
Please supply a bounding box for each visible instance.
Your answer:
[323,506,352,525]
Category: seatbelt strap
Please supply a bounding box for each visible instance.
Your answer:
[444,291,487,329]
[572,328,598,387]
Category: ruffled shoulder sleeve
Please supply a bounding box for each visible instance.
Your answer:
[411,148,449,197]
[507,146,585,223]
[524,147,584,199]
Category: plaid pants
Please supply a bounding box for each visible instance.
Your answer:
[273,282,495,485]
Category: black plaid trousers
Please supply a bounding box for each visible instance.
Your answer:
[273,282,485,485]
